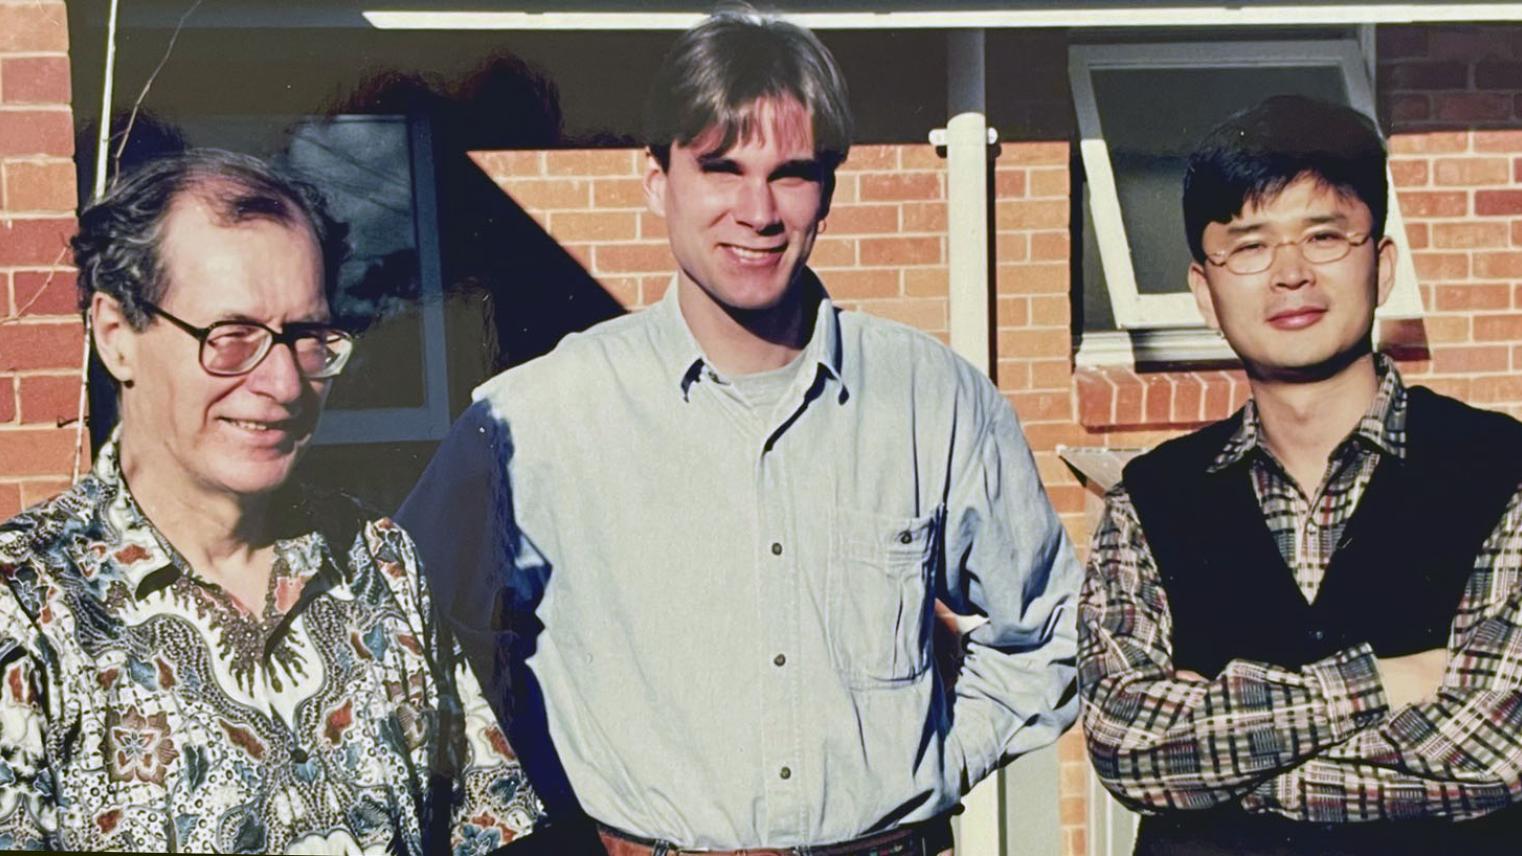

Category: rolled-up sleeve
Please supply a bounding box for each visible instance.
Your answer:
[940,401,1082,790]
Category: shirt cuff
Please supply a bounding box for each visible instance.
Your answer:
[1306,642,1388,740]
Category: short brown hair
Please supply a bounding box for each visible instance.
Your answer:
[643,6,852,173]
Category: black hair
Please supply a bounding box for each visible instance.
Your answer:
[1183,95,1387,262]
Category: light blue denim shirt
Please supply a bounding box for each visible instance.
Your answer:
[402,277,1079,849]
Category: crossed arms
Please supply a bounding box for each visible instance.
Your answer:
[1078,485,1522,822]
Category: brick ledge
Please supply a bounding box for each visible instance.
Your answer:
[1075,366,1250,429]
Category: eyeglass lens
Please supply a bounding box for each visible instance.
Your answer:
[202,324,351,377]
[1225,233,1355,275]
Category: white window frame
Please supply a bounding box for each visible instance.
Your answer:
[1069,39,1424,363]
[313,114,452,445]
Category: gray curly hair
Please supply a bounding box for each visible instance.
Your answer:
[72,149,349,330]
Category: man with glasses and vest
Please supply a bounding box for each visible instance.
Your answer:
[1078,95,1522,855]
[399,7,1080,854]
[0,150,542,852]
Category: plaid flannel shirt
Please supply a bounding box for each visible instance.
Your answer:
[1079,357,1522,822]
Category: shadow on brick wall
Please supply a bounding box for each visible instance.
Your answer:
[330,57,628,386]
[76,58,631,510]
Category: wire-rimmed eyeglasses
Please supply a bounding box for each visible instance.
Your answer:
[1205,230,1373,276]
[140,300,355,379]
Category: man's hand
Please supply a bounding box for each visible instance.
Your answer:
[1376,648,1447,710]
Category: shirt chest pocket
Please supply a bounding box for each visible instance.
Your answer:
[826,505,942,688]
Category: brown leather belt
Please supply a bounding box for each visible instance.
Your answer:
[595,817,954,856]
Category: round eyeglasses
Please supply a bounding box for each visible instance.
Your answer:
[140,300,355,379]
[1205,230,1373,276]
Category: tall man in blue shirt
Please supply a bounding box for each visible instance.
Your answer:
[400,9,1079,854]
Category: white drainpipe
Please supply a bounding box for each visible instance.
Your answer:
[942,29,992,375]
[942,30,1004,855]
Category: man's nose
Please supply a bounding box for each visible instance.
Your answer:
[1268,241,1314,290]
[245,339,307,403]
[733,178,779,230]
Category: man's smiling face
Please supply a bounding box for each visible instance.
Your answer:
[116,194,333,501]
[1188,175,1396,381]
[644,96,830,315]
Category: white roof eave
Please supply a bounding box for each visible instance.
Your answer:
[361,5,1522,30]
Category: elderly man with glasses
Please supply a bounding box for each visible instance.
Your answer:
[0,149,541,853]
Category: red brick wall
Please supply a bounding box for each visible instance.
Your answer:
[988,143,1092,856]
[473,145,956,329]
[1380,24,1522,415]
[0,0,80,519]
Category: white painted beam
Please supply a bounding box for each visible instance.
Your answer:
[362,5,1522,31]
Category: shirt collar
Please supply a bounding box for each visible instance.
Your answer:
[654,269,847,402]
[74,432,344,603]
[77,434,181,599]
[1208,353,1408,473]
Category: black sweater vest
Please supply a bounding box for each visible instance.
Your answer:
[1121,386,1522,855]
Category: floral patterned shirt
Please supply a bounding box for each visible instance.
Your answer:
[0,439,541,853]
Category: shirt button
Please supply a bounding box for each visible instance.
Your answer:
[770,542,783,556]
[898,531,913,545]
[1309,629,1326,641]
[774,653,787,667]
[779,766,792,780]
[290,747,309,763]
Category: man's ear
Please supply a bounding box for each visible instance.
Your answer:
[91,292,138,386]
[1187,262,1221,330]
[642,150,668,219]
[1374,235,1398,308]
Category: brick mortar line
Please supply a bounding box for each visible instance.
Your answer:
[0,480,76,487]
[0,154,74,164]
[999,322,1070,331]
[0,317,81,327]
[5,369,81,378]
